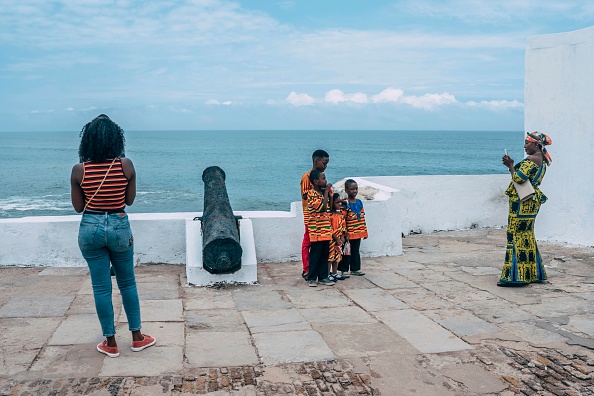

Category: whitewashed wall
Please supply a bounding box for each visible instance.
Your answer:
[362,175,510,235]
[525,26,594,246]
[0,179,402,266]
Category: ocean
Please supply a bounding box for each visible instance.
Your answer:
[0,130,523,218]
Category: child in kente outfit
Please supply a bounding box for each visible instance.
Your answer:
[306,169,335,287]
[300,149,330,280]
[339,179,368,277]
[328,193,347,281]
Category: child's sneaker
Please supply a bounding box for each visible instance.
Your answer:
[97,340,119,358]
[350,270,365,276]
[307,280,317,287]
[131,334,156,352]
[341,271,350,278]
[301,271,309,280]
[318,278,336,286]
[333,273,346,280]
[327,274,336,282]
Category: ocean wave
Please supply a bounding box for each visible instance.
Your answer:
[0,196,71,212]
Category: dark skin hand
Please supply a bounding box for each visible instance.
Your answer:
[70,157,138,347]
[502,140,543,174]
[70,157,137,213]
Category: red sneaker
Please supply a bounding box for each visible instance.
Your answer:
[97,340,120,358]
[131,334,156,352]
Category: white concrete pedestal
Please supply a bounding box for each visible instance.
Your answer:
[186,218,258,286]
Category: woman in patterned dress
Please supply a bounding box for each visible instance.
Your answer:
[497,132,553,286]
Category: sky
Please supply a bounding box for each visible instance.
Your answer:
[0,0,592,132]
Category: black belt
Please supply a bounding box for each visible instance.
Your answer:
[84,209,126,215]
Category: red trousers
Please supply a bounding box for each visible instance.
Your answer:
[301,224,310,273]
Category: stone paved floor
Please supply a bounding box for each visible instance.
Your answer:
[1,228,594,395]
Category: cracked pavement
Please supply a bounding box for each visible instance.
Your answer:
[1,228,594,395]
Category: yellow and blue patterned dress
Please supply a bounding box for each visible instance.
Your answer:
[499,159,548,285]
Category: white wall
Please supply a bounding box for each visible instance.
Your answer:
[0,179,402,266]
[363,175,509,235]
[525,26,594,245]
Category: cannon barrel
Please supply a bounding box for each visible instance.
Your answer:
[201,166,242,274]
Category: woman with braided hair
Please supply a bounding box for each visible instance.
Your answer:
[498,132,553,286]
[71,114,156,357]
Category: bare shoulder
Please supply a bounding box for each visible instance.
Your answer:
[526,154,543,167]
[71,163,83,183]
[120,157,136,179]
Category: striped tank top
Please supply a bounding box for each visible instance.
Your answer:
[81,158,128,211]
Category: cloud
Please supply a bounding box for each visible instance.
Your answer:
[280,88,459,110]
[324,89,368,104]
[206,99,233,105]
[371,87,404,103]
[286,91,315,106]
[466,99,523,110]
[399,93,458,110]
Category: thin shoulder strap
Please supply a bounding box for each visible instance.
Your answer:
[83,158,118,212]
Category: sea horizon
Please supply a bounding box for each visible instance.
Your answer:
[1,129,523,219]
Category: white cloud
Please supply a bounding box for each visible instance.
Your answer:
[399,93,458,110]
[466,99,523,110]
[324,89,368,104]
[371,87,404,103]
[286,91,315,106]
[206,99,221,105]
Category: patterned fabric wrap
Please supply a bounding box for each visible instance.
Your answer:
[300,171,313,224]
[343,200,368,240]
[499,159,548,285]
[81,158,128,211]
[329,212,346,263]
[526,131,553,165]
[306,190,332,242]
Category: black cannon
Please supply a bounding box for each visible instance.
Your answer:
[200,166,242,274]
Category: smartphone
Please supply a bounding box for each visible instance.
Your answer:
[504,149,508,156]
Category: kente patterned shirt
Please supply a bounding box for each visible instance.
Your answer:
[300,171,313,225]
[329,212,347,263]
[306,189,332,242]
[80,158,128,211]
[344,199,368,240]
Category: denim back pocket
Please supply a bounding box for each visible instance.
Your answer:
[78,223,100,249]
[111,215,134,251]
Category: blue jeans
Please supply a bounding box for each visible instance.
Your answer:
[78,212,141,337]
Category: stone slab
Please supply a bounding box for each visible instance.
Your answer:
[242,308,310,333]
[252,330,334,365]
[566,316,594,336]
[497,321,569,347]
[395,268,454,283]
[284,288,353,309]
[28,345,104,378]
[313,322,418,358]
[364,273,420,289]
[137,281,180,300]
[440,364,508,394]
[423,309,502,338]
[38,267,89,276]
[186,331,259,367]
[119,299,183,322]
[375,309,472,353]
[299,306,377,325]
[390,288,457,311]
[521,295,594,318]
[186,309,247,332]
[99,345,183,377]
[343,288,408,311]
[460,298,536,324]
[48,314,105,345]
[232,289,293,311]
[459,266,502,275]
[0,295,74,318]
[183,288,235,310]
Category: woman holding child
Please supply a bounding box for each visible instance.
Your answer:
[498,132,552,287]
[70,114,155,357]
